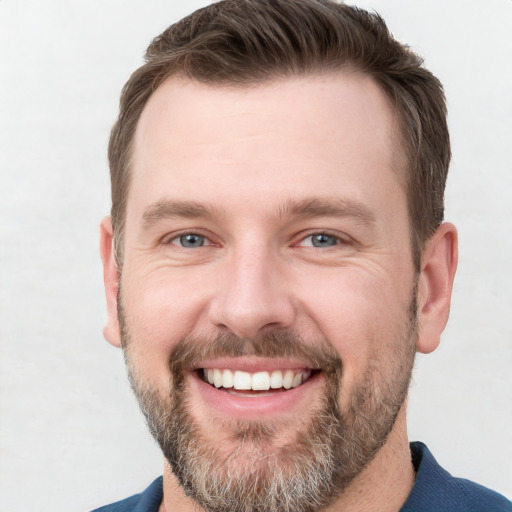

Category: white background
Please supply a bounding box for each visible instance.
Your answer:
[1,1,511,511]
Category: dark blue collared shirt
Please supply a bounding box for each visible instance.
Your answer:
[91,442,511,512]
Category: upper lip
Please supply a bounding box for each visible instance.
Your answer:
[192,356,317,373]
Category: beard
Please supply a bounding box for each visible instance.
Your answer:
[119,294,417,512]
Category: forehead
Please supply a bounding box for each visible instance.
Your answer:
[129,72,403,220]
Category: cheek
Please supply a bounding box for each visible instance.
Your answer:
[120,270,210,385]
[123,267,208,331]
[294,266,412,383]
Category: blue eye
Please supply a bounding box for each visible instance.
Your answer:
[297,233,341,248]
[296,233,340,248]
[310,234,338,247]
[175,234,206,248]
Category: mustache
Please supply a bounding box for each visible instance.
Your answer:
[168,331,343,385]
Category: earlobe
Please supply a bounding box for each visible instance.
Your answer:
[99,216,122,348]
[416,222,458,354]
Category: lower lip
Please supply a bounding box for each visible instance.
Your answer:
[188,371,322,419]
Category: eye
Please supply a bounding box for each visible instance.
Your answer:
[170,233,209,248]
[299,233,340,248]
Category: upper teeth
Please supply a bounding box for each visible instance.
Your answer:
[204,369,311,391]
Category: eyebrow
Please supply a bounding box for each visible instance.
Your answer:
[277,198,376,225]
[140,197,376,229]
[141,200,222,229]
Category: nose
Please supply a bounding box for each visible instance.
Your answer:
[208,245,296,339]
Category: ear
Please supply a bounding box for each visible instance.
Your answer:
[416,222,458,354]
[99,217,122,347]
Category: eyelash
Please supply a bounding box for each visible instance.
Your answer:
[165,232,213,248]
[298,231,343,248]
[163,230,348,249]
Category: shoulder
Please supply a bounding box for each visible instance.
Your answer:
[402,442,511,512]
[90,477,163,512]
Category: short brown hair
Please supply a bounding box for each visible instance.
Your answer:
[109,0,450,270]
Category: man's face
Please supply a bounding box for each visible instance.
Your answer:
[114,73,419,511]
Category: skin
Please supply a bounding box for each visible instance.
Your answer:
[100,72,458,511]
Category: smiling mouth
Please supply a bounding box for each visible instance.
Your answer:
[199,368,318,395]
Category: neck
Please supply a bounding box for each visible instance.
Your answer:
[160,404,415,512]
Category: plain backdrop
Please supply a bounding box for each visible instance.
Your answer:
[1,1,511,511]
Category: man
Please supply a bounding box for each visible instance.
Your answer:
[95,1,511,511]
